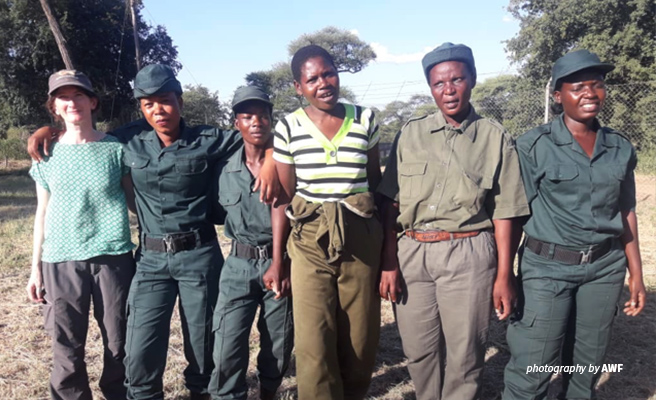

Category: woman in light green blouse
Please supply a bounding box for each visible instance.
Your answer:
[26,70,135,400]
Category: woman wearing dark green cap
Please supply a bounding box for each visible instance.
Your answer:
[503,49,646,400]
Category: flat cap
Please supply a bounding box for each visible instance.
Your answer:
[48,70,95,96]
[133,64,182,99]
[422,42,477,86]
[232,86,273,113]
[551,49,614,91]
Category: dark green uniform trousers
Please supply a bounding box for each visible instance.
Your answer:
[503,241,626,400]
[124,243,222,399]
[209,255,293,400]
[288,202,382,400]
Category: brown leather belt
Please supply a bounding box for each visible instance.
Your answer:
[404,229,481,243]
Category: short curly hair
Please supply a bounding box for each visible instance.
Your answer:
[291,45,336,82]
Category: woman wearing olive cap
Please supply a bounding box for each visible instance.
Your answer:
[503,50,646,400]
[27,70,135,400]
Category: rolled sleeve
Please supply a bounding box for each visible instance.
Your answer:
[487,136,530,220]
[619,147,637,211]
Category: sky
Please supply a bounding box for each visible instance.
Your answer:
[140,0,520,109]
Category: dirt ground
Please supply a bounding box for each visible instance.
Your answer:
[1,161,654,399]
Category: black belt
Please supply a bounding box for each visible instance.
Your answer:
[142,226,216,254]
[231,241,273,260]
[525,236,613,265]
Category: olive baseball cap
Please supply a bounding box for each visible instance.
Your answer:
[48,70,95,96]
[133,64,182,99]
[231,86,273,113]
[551,49,614,91]
[421,42,477,86]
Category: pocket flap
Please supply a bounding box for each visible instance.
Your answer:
[399,162,427,176]
[219,191,241,206]
[546,165,578,181]
[175,158,208,175]
[125,153,149,169]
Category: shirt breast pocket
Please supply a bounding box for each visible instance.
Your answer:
[452,170,494,212]
[399,162,427,201]
[175,158,208,175]
[124,153,150,183]
[543,164,580,206]
[598,164,625,209]
[219,191,243,227]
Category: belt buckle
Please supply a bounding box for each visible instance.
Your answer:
[256,245,269,259]
[579,246,593,264]
[163,235,176,254]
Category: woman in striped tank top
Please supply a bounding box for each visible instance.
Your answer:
[272,45,399,400]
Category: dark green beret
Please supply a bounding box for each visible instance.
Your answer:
[551,49,614,91]
[133,64,182,99]
[421,42,477,86]
[232,86,273,113]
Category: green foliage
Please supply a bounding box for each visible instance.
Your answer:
[471,75,544,137]
[376,94,436,143]
[506,0,655,83]
[505,1,656,145]
[181,84,231,129]
[245,27,376,117]
[0,0,180,129]
[0,139,27,167]
[288,26,377,74]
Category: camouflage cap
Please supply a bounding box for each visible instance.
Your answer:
[48,70,95,96]
[231,86,273,113]
[133,64,182,99]
[421,42,477,87]
[551,49,614,91]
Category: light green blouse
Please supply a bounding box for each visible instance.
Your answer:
[29,135,134,263]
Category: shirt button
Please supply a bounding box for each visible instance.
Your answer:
[429,205,436,210]
[161,197,166,201]
[436,183,441,188]
[329,151,336,157]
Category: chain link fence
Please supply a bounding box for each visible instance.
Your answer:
[470,81,656,199]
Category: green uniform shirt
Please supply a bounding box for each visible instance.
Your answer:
[216,147,272,247]
[378,106,529,232]
[516,114,637,247]
[114,119,241,235]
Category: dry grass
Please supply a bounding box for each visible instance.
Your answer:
[1,161,654,400]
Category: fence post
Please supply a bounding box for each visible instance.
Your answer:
[544,78,552,124]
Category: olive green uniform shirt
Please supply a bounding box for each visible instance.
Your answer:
[378,106,529,232]
[114,119,241,235]
[215,147,272,247]
[517,114,637,247]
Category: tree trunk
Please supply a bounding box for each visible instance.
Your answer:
[129,0,142,71]
[39,0,74,69]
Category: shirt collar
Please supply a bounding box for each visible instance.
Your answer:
[224,147,244,173]
[551,113,609,146]
[137,118,189,146]
[429,104,480,141]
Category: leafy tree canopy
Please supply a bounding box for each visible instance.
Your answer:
[245,27,375,118]
[506,0,655,84]
[181,84,230,129]
[0,0,180,134]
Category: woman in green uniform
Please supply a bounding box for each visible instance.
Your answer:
[503,50,646,400]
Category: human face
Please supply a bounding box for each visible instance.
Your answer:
[294,56,340,112]
[139,92,183,138]
[553,70,606,123]
[234,101,272,147]
[52,86,97,124]
[428,61,472,126]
